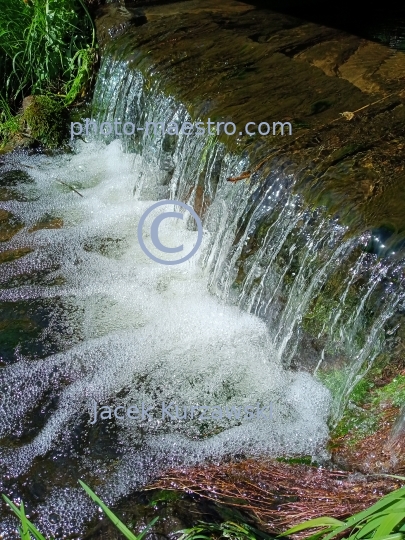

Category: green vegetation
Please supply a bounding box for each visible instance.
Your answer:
[279,477,405,540]
[3,479,273,540]
[276,456,316,466]
[0,96,20,142]
[177,521,273,540]
[2,480,159,540]
[147,489,181,507]
[21,95,67,147]
[0,0,96,148]
[321,353,405,444]
[4,478,405,540]
[79,480,159,540]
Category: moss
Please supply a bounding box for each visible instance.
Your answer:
[328,355,405,446]
[147,490,181,507]
[317,368,349,403]
[21,95,67,148]
[331,405,380,443]
[276,456,317,466]
[0,247,33,264]
[373,375,405,408]
[0,116,20,147]
[302,295,340,338]
[301,250,372,354]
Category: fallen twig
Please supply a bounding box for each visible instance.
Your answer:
[146,459,402,534]
[56,180,84,197]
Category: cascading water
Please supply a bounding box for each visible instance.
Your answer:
[0,55,404,537]
[93,57,405,420]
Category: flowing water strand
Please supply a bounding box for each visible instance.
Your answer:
[199,153,405,413]
[0,99,331,540]
[92,54,405,418]
[1,53,405,537]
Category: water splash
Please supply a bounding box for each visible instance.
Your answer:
[0,54,404,537]
[0,139,330,537]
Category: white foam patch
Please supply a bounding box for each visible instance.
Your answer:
[0,140,331,535]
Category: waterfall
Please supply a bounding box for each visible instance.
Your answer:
[93,56,405,422]
[0,53,404,537]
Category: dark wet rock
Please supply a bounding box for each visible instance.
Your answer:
[82,489,233,540]
[0,247,33,264]
[0,209,24,242]
[96,0,405,243]
[96,4,149,46]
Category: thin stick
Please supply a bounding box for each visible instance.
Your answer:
[56,180,84,197]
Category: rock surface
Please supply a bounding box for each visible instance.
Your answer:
[96,0,405,243]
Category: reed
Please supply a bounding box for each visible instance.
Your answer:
[0,0,96,146]
[0,0,95,104]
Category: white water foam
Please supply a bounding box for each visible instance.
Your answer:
[0,140,331,536]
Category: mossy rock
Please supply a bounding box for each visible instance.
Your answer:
[0,209,24,242]
[0,247,33,264]
[21,95,67,148]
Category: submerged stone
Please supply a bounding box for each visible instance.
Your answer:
[0,209,24,242]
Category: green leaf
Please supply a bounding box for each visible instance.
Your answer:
[374,513,405,539]
[301,530,338,540]
[79,480,158,540]
[138,517,160,540]
[278,487,405,540]
[372,535,403,540]
[2,495,47,540]
[280,517,344,536]
[179,535,211,540]
[352,514,387,539]
[322,488,405,540]
[19,500,31,540]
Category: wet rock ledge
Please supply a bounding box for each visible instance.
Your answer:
[96,0,405,245]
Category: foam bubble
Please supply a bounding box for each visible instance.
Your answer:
[0,140,331,537]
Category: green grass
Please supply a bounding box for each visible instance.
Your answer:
[3,478,405,540]
[0,0,95,103]
[279,475,405,540]
[0,0,96,147]
[275,456,318,466]
[177,521,273,540]
[3,481,159,540]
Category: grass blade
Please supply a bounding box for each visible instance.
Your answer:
[137,517,160,540]
[280,517,344,536]
[2,495,47,540]
[320,488,405,540]
[353,515,387,539]
[373,513,405,540]
[79,480,158,540]
[19,500,30,540]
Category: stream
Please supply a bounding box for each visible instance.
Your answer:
[0,54,404,537]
